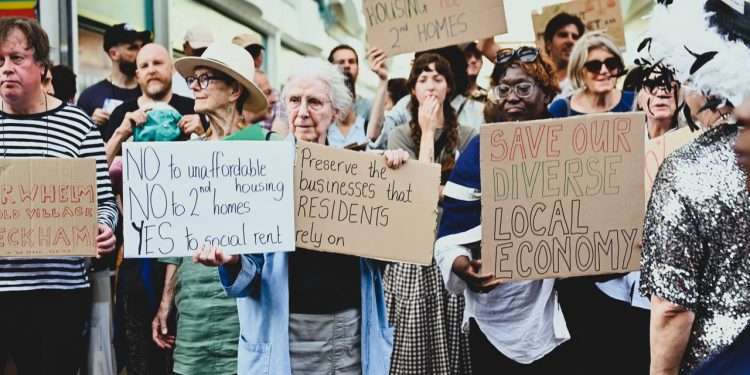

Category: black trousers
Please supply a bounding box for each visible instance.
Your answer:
[0,289,89,375]
[557,277,650,375]
[469,318,573,375]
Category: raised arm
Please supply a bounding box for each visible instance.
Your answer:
[366,48,390,143]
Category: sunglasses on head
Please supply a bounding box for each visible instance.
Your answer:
[583,57,622,74]
[496,46,540,66]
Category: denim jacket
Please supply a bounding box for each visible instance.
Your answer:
[219,253,393,375]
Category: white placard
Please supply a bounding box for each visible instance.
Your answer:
[123,141,296,258]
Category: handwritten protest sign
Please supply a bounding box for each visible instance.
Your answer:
[363,0,507,56]
[123,141,295,258]
[480,113,645,281]
[295,142,440,265]
[644,127,703,202]
[0,159,97,257]
[532,0,626,51]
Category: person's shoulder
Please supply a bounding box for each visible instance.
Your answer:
[78,79,110,97]
[657,124,738,196]
[457,123,478,143]
[387,123,414,148]
[54,103,98,131]
[547,97,570,118]
[620,90,636,109]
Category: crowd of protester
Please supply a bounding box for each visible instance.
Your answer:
[2,1,750,374]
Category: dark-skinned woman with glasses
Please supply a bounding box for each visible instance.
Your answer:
[547,32,649,375]
[435,46,576,375]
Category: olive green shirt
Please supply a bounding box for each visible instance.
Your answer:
[160,257,240,375]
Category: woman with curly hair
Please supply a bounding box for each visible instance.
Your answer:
[436,46,575,375]
[385,53,477,375]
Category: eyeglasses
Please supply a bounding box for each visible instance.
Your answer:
[583,57,622,74]
[185,73,231,89]
[496,47,540,66]
[491,81,536,99]
[286,95,330,112]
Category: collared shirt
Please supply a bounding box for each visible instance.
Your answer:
[327,115,368,149]
[640,124,750,374]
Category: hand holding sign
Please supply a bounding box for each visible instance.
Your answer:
[452,256,503,293]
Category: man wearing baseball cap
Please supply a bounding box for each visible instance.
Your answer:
[172,25,214,98]
[232,33,264,69]
[77,23,152,134]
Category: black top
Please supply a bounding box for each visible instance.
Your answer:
[76,79,141,117]
[102,94,197,142]
[288,248,361,314]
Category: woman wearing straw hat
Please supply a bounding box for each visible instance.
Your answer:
[151,42,272,375]
[194,57,410,375]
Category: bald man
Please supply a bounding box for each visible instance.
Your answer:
[103,43,203,146]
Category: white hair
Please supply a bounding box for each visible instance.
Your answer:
[280,57,353,122]
[646,1,750,105]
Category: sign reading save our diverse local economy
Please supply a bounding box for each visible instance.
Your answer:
[480,113,646,281]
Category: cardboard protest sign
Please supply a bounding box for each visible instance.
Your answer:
[0,159,98,257]
[123,141,295,258]
[294,142,440,265]
[532,0,626,51]
[644,127,703,201]
[480,113,645,281]
[363,0,507,56]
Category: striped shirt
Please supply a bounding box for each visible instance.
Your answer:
[0,103,118,292]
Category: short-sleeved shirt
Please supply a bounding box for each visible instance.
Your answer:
[160,257,240,375]
[77,79,141,117]
[548,90,635,118]
[640,123,750,374]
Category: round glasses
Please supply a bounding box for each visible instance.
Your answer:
[185,73,231,89]
[491,81,536,100]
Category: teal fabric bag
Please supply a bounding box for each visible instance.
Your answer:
[133,106,183,142]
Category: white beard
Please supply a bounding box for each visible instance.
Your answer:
[646,0,750,105]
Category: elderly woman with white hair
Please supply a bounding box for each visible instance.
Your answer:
[194,57,408,375]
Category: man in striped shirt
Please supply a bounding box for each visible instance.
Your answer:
[0,17,118,374]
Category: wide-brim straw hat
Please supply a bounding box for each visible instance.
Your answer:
[174,42,268,113]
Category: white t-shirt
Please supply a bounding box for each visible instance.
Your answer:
[436,228,570,364]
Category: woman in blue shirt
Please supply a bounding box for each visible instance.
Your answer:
[547,32,648,375]
[193,58,410,375]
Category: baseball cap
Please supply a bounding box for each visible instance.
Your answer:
[231,33,263,49]
[183,25,214,50]
[103,23,152,52]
